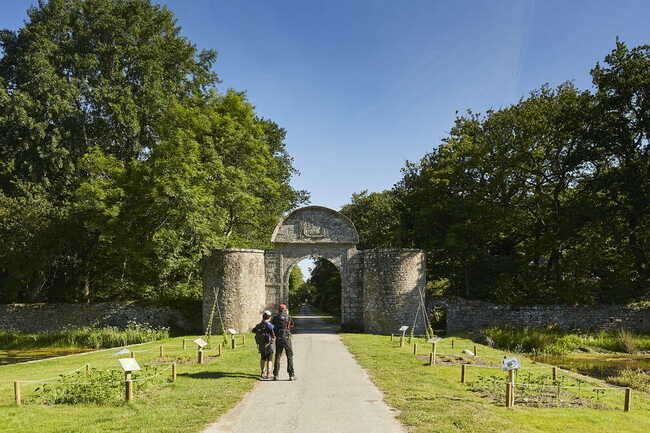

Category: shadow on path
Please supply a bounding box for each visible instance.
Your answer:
[180,371,259,380]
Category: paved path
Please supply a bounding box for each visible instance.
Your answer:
[202,307,406,433]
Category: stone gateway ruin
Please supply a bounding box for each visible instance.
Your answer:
[202,206,426,334]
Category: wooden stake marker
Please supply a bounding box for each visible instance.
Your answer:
[160,345,164,358]
[125,372,133,402]
[198,349,205,364]
[552,366,558,381]
[461,364,466,383]
[85,363,90,376]
[413,343,418,355]
[428,352,434,366]
[624,388,631,412]
[182,339,186,350]
[14,381,21,406]
[171,362,177,382]
[473,345,478,356]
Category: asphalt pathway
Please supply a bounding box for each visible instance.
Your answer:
[202,306,406,433]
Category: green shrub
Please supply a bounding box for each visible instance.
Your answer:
[0,325,169,350]
[607,369,650,392]
[31,365,168,405]
[480,326,650,354]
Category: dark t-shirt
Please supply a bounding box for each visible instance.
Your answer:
[271,312,293,339]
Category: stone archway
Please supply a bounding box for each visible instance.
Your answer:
[202,206,426,334]
[265,206,363,326]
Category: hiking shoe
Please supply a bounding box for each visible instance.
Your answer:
[289,375,296,381]
[273,376,278,381]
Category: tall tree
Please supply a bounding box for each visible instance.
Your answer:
[340,190,398,250]
[0,0,307,303]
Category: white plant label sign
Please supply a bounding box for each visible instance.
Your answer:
[501,357,520,371]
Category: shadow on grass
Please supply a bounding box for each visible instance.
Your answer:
[180,371,259,380]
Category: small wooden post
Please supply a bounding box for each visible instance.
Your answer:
[552,366,557,381]
[171,362,177,382]
[624,388,631,412]
[390,333,394,342]
[505,382,511,408]
[231,336,236,350]
[413,343,418,355]
[451,339,455,349]
[461,364,466,383]
[182,339,186,350]
[14,381,21,406]
[508,369,515,386]
[125,373,133,402]
[428,352,434,366]
[160,345,164,358]
[399,335,404,347]
[241,334,246,346]
[432,342,437,365]
[130,351,135,358]
[474,345,478,356]
[85,363,90,376]
[198,349,204,364]
[218,343,222,357]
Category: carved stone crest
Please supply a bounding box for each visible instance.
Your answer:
[300,220,326,239]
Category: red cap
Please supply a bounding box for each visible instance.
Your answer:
[279,304,287,310]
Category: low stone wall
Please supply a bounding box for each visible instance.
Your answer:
[430,298,650,333]
[0,302,197,333]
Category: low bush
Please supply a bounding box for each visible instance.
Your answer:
[607,369,650,392]
[480,327,650,355]
[30,365,169,405]
[0,325,169,350]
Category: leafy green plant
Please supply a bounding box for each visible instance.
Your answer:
[0,325,169,350]
[30,365,169,405]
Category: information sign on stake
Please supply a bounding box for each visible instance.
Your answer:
[428,337,442,344]
[118,358,141,372]
[227,328,238,335]
[398,326,409,332]
[193,337,208,348]
[501,357,520,371]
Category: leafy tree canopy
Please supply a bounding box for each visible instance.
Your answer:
[0,0,307,303]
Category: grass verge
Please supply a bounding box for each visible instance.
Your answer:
[0,334,258,433]
[340,333,650,433]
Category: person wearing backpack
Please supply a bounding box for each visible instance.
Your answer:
[253,310,275,380]
[271,304,295,381]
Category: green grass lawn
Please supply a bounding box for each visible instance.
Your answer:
[340,333,650,433]
[0,335,258,433]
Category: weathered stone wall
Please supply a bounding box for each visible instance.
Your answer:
[202,249,266,334]
[362,249,427,334]
[0,302,195,333]
[431,298,650,333]
[342,250,364,327]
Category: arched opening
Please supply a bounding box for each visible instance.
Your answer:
[286,256,342,322]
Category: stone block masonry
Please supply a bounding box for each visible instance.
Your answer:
[432,298,650,333]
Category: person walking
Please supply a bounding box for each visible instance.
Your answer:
[253,310,275,379]
[271,304,295,381]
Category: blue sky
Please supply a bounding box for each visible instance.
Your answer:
[4,1,650,211]
[3,1,650,276]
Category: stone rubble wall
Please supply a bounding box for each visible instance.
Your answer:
[430,298,650,333]
[362,249,427,334]
[202,249,266,334]
[0,302,196,333]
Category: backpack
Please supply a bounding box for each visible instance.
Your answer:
[254,322,272,346]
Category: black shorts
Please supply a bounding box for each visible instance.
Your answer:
[259,344,274,361]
